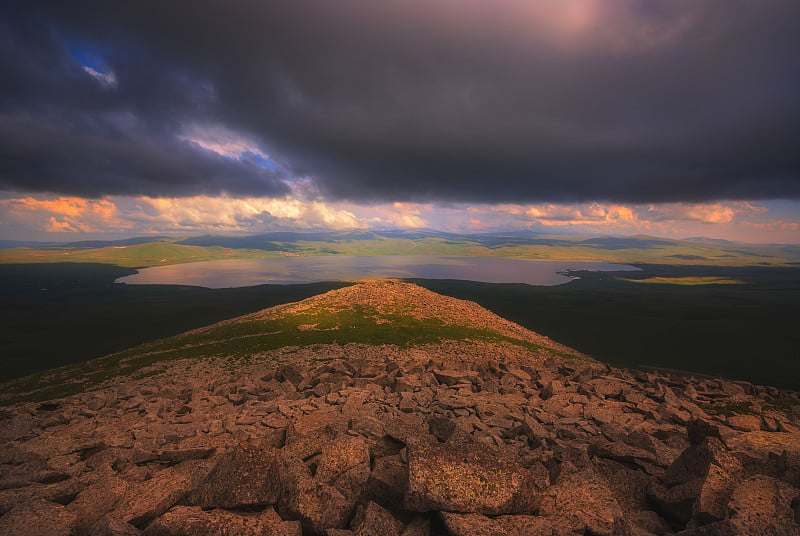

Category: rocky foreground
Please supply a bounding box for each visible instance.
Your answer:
[1,281,799,535]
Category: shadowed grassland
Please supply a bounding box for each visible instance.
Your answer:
[0,263,349,381]
[414,264,800,389]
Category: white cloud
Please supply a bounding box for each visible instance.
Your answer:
[135,195,362,231]
[82,65,117,88]
[179,124,265,159]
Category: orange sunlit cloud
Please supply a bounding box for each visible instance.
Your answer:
[1,196,121,233]
[0,194,798,244]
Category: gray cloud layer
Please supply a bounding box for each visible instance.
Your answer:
[2,1,799,202]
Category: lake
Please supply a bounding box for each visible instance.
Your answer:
[116,255,638,288]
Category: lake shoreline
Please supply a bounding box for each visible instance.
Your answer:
[115,255,640,288]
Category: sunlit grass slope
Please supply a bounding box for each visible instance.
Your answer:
[623,276,746,285]
[0,242,275,268]
[1,233,797,267]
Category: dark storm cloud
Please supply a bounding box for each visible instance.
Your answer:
[2,0,799,202]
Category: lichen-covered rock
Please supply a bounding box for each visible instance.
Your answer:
[727,474,800,535]
[315,435,370,501]
[191,444,281,509]
[725,414,762,432]
[647,437,743,528]
[66,477,129,534]
[404,438,536,515]
[112,459,212,528]
[143,505,301,536]
[350,501,401,536]
[87,516,142,536]
[673,520,738,535]
[399,517,430,536]
[727,431,800,487]
[590,438,659,466]
[365,454,407,507]
[0,499,77,536]
[277,456,355,534]
[537,464,624,536]
[441,511,578,536]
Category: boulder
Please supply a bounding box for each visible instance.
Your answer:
[404,438,536,515]
[0,477,85,516]
[725,415,762,432]
[0,499,77,536]
[726,431,800,487]
[647,437,743,528]
[673,520,738,535]
[441,512,577,536]
[112,459,212,528]
[276,364,305,386]
[400,517,430,536]
[316,435,371,500]
[727,474,800,535]
[350,502,401,536]
[590,439,658,466]
[66,477,130,534]
[686,420,723,447]
[365,454,408,507]
[192,444,281,509]
[537,464,624,536]
[610,518,659,536]
[143,505,301,536]
[86,515,141,536]
[432,369,478,386]
[277,456,355,534]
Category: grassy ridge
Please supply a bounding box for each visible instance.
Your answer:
[1,262,798,398]
[0,297,572,404]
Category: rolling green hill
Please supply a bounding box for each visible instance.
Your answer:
[1,232,797,267]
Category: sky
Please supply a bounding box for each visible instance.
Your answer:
[1,1,799,243]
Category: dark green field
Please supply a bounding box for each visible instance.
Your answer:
[0,263,347,382]
[1,262,798,389]
[415,265,800,389]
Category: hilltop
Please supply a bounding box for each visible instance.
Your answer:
[1,281,799,535]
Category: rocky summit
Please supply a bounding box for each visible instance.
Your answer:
[1,280,799,536]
